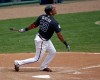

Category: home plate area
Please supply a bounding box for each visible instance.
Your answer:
[0,52,100,80]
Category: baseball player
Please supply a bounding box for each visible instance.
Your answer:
[14,5,70,72]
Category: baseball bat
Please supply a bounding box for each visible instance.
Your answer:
[9,27,19,32]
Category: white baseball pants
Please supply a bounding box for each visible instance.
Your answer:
[16,34,56,70]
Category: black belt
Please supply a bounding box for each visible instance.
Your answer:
[38,34,48,41]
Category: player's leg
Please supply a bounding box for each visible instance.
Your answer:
[14,34,47,71]
[15,41,46,65]
[40,40,56,72]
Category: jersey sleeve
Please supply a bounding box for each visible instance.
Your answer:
[53,22,61,33]
[33,16,41,27]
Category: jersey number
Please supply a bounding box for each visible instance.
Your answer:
[39,20,49,32]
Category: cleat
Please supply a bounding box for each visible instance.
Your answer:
[14,60,19,72]
[43,68,52,72]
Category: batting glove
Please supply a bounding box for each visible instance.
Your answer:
[63,41,70,52]
[19,28,26,33]
[66,44,70,52]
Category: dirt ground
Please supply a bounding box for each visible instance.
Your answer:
[0,0,100,80]
[0,52,100,80]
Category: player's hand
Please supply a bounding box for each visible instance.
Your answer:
[63,41,70,52]
[66,44,70,52]
[19,28,26,33]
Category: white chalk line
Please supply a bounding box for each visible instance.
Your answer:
[73,64,100,74]
[57,52,100,54]
[0,65,100,79]
[24,52,100,54]
[82,64,100,69]
[0,52,100,55]
[0,64,100,74]
[18,64,99,79]
[0,66,64,69]
[0,64,100,80]
[56,64,100,74]
[0,64,100,70]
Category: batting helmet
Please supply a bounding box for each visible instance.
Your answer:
[44,5,53,15]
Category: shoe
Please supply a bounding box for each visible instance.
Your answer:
[14,60,19,72]
[43,68,52,72]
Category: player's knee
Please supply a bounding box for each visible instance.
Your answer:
[34,57,41,62]
[49,49,56,55]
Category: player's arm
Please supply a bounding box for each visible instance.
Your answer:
[19,16,40,33]
[56,32,65,42]
[56,32,70,51]
[54,23,70,51]
[19,23,37,33]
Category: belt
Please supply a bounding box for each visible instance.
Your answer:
[38,34,48,41]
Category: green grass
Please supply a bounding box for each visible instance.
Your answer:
[0,11,100,53]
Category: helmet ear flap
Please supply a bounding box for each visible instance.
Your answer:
[45,5,53,15]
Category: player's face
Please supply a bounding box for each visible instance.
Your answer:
[51,7,57,15]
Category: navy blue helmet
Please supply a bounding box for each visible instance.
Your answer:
[44,5,53,15]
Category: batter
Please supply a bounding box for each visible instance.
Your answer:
[14,5,70,72]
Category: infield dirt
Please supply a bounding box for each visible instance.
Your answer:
[0,52,100,80]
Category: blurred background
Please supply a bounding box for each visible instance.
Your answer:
[0,0,63,6]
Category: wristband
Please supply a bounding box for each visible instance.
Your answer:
[25,28,29,31]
